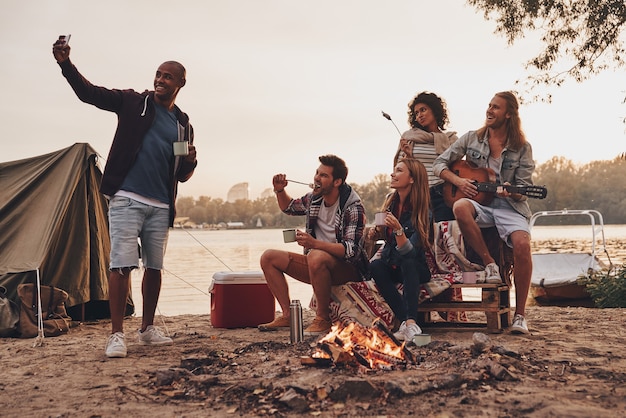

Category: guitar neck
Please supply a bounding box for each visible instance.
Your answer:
[475,182,547,199]
[476,183,521,193]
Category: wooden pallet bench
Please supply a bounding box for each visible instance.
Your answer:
[417,282,511,333]
[360,224,515,333]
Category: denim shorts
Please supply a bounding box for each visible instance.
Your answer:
[469,197,530,247]
[108,196,170,270]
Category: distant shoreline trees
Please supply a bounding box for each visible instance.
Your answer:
[176,156,626,227]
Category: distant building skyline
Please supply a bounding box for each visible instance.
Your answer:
[260,188,274,199]
[227,182,249,203]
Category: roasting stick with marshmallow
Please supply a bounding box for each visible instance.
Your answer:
[286,179,320,189]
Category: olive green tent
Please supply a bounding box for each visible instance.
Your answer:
[0,143,133,320]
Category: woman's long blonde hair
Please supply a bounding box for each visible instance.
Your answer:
[381,158,431,248]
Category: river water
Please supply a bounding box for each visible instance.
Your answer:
[133,228,312,316]
[131,225,626,317]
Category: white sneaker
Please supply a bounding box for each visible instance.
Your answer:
[403,322,423,342]
[484,263,502,283]
[393,321,422,342]
[511,314,530,335]
[393,321,407,341]
[105,332,127,358]
[138,325,173,345]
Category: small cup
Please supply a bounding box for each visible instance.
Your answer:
[462,272,478,284]
[283,229,296,243]
[173,141,189,156]
[462,271,485,284]
[413,334,431,347]
[374,212,387,226]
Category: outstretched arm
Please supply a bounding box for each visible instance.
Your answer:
[52,36,124,113]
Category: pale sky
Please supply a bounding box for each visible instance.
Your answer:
[2,1,624,200]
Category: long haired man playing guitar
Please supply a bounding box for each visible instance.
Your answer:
[433,91,534,335]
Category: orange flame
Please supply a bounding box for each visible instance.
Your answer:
[313,320,410,370]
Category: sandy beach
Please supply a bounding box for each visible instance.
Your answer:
[1,306,625,417]
[1,239,625,417]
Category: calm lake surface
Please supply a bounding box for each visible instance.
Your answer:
[131,225,626,317]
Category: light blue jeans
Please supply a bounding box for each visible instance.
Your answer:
[108,196,169,270]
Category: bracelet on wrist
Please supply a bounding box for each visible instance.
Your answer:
[274,188,285,193]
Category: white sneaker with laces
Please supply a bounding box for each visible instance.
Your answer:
[394,321,423,342]
[403,322,423,343]
[393,321,407,341]
[138,325,173,345]
[484,263,502,284]
[511,314,530,335]
[105,332,127,358]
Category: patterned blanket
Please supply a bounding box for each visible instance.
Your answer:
[310,221,472,328]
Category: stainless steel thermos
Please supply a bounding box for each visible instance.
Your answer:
[289,300,303,343]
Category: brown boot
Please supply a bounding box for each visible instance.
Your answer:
[258,315,289,331]
[304,316,332,336]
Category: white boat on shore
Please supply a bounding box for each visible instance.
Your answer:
[529,209,611,306]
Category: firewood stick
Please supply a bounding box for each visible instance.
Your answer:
[372,318,417,364]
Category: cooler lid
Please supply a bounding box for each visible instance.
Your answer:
[211,271,267,285]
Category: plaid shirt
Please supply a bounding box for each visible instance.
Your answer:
[284,183,370,281]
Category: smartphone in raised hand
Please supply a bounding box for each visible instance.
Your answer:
[58,34,71,45]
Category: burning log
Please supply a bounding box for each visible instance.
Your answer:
[320,340,354,364]
[301,319,418,370]
[373,318,417,364]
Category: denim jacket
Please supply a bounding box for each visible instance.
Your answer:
[432,130,534,219]
[379,195,431,282]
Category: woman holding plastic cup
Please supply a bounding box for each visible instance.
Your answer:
[368,157,431,342]
[394,92,457,222]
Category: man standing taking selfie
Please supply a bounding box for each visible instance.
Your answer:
[52,36,198,358]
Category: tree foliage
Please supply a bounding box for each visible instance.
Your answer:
[468,0,626,96]
[528,155,626,223]
[352,173,391,218]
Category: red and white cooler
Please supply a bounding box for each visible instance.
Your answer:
[209,271,275,328]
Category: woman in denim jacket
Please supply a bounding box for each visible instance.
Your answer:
[369,158,432,342]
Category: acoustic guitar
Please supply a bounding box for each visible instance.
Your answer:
[443,160,547,207]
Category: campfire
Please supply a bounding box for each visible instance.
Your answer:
[301,319,418,370]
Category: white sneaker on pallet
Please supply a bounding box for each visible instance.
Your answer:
[138,325,173,345]
[105,332,127,358]
[484,263,502,284]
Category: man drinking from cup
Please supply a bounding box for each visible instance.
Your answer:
[259,155,370,335]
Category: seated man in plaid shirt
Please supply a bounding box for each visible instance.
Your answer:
[259,155,370,335]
